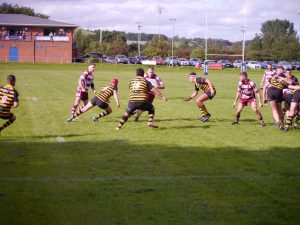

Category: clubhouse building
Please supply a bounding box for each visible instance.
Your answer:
[0,14,78,63]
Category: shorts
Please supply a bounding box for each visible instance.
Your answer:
[240,98,256,107]
[90,96,109,109]
[204,90,216,100]
[291,91,300,104]
[267,86,283,103]
[126,101,155,115]
[0,111,14,120]
[76,90,89,101]
[284,93,293,108]
[147,94,155,103]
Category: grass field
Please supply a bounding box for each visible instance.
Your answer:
[0,63,300,225]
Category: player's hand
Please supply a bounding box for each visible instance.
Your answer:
[232,101,236,108]
[93,90,97,94]
[211,90,215,96]
[258,102,263,108]
[162,96,168,102]
[184,97,191,102]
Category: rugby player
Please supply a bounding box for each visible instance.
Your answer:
[134,67,165,122]
[68,63,96,122]
[260,64,276,104]
[232,72,265,126]
[284,89,300,131]
[283,69,298,116]
[116,68,168,130]
[267,66,299,130]
[184,72,216,122]
[68,78,120,122]
[0,75,19,133]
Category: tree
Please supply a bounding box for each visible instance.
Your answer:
[143,36,170,58]
[0,2,49,18]
[190,47,205,60]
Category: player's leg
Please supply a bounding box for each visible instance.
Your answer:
[232,103,244,125]
[0,114,16,132]
[284,102,298,131]
[70,96,81,117]
[263,85,268,104]
[116,102,137,130]
[195,93,210,121]
[134,109,143,122]
[93,104,112,122]
[250,100,265,126]
[269,100,283,130]
[143,102,158,128]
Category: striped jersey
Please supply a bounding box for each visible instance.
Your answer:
[95,83,117,103]
[283,75,299,95]
[77,71,94,91]
[263,70,276,85]
[129,76,153,102]
[269,74,288,90]
[238,79,258,100]
[195,77,215,92]
[0,84,19,117]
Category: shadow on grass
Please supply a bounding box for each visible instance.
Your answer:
[0,141,299,225]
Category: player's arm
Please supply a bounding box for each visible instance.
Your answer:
[91,83,96,93]
[288,85,300,91]
[184,90,198,101]
[78,78,86,91]
[205,79,215,96]
[13,91,19,108]
[150,87,168,102]
[157,78,165,89]
[232,91,241,108]
[113,90,120,108]
[255,91,262,108]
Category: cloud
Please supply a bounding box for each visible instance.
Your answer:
[5,0,300,41]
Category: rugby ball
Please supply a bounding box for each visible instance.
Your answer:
[149,79,159,87]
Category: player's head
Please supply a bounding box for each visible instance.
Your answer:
[111,78,118,86]
[277,66,284,74]
[146,67,154,77]
[285,68,292,77]
[267,64,273,70]
[239,71,248,81]
[136,68,144,77]
[88,63,96,72]
[189,72,197,83]
[7,74,16,86]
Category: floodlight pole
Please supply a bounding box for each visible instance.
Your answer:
[170,18,176,67]
[99,29,102,43]
[136,22,142,56]
[241,0,247,72]
[205,0,208,62]
[158,6,163,39]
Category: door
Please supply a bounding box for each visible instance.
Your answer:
[9,47,18,62]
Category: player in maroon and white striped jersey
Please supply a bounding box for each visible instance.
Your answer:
[67,63,96,122]
[232,72,265,126]
[133,67,165,122]
[260,64,276,104]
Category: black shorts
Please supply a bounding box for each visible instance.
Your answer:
[126,101,155,115]
[0,112,14,120]
[291,91,300,104]
[284,93,293,108]
[267,87,283,103]
[205,90,216,100]
[90,96,109,109]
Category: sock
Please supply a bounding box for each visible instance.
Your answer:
[285,116,294,127]
[74,108,83,118]
[71,105,77,115]
[98,111,109,118]
[118,115,128,128]
[236,113,241,122]
[282,108,286,116]
[148,114,154,123]
[0,118,15,131]
[199,105,208,116]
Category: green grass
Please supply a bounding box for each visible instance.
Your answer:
[0,63,299,225]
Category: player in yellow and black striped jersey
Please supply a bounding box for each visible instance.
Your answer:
[116,68,168,130]
[184,72,216,122]
[267,66,300,130]
[67,78,120,122]
[0,75,19,133]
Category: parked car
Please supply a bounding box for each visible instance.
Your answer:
[246,61,262,69]
[233,60,242,68]
[165,56,181,66]
[217,60,233,68]
[179,58,189,66]
[115,55,128,64]
[278,61,292,70]
[261,61,277,69]
[152,56,164,65]
[128,57,137,64]
[104,57,116,64]
[291,62,300,70]
[189,58,201,66]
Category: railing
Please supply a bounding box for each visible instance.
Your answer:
[0,35,31,41]
[35,36,69,42]
[0,56,73,64]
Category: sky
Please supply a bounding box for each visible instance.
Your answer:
[5,0,300,41]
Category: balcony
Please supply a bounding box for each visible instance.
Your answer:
[35,36,69,42]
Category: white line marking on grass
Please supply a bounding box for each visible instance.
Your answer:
[56,137,66,143]
[32,97,38,102]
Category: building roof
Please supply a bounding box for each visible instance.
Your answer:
[0,14,77,28]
